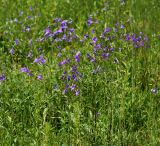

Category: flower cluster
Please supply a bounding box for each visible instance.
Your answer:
[125,33,149,48]
[2,6,154,96]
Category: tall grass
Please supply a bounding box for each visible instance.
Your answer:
[0,0,160,145]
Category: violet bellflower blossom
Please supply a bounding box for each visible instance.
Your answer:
[15,39,19,45]
[101,53,110,59]
[60,20,68,30]
[59,59,68,66]
[75,89,79,96]
[139,41,144,47]
[63,88,68,94]
[92,37,97,44]
[9,48,14,55]
[110,47,114,52]
[144,36,149,42]
[69,28,74,33]
[37,74,43,80]
[53,18,61,23]
[44,27,52,38]
[20,67,30,73]
[70,84,76,91]
[34,55,46,65]
[84,34,89,40]
[120,24,124,29]
[54,28,63,36]
[0,74,6,81]
[74,51,81,63]
[87,18,93,26]
[104,27,111,33]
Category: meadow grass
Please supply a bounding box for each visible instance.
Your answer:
[0,0,160,145]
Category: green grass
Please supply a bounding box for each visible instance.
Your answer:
[0,0,160,145]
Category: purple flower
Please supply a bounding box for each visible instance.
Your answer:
[63,88,68,94]
[70,84,76,91]
[74,76,79,82]
[62,34,67,40]
[104,27,111,33]
[34,55,46,64]
[134,44,139,48]
[27,73,33,76]
[87,18,93,26]
[71,65,77,72]
[132,35,137,43]
[137,36,141,41]
[61,20,68,29]
[115,22,119,27]
[57,52,62,57]
[94,44,102,49]
[74,51,81,62]
[110,47,114,52]
[139,41,144,47]
[126,34,131,41]
[92,37,97,44]
[84,34,89,39]
[20,67,30,73]
[68,58,71,62]
[0,75,6,81]
[92,29,95,33]
[44,27,52,38]
[113,28,118,33]
[101,53,110,59]
[100,33,105,39]
[57,28,63,33]
[9,48,14,55]
[53,18,61,23]
[15,39,19,45]
[144,36,149,42]
[139,32,143,35]
[27,16,32,19]
[63,71,67,75]
[80,39,84,43]
[67,75,71,81]
[59,59,67,66]
[69,28,74,33]
[120,24,124,29]
[37,74,43,80]
[75,89,79,96]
